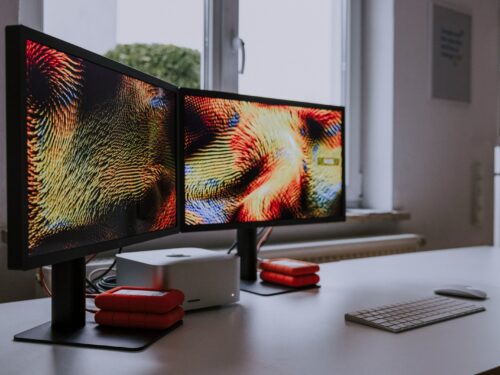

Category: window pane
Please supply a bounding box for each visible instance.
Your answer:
[239,0,344,105]
[43,0,204,88]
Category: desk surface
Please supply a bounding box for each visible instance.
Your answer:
[1,246,500,375]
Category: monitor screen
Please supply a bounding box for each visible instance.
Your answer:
[7,27,178,269]
[181,89,345,230]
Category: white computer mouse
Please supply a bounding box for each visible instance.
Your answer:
[434,285,487,300]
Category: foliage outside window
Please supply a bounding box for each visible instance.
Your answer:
[105,44,200,88]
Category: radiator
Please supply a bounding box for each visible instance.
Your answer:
[259,234,425,263]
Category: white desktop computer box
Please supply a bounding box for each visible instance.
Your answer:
[116,248,240,311]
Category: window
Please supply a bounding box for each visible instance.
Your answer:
[238,0,343,105]
[208,0,362,205]
[42,0,361,214]
[44,0,362,206]
[43,0,204,88]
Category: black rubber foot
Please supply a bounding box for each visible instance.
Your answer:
[14,320,182,351]
[240,279,320,296]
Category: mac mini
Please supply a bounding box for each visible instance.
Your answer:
[116,248,240,311]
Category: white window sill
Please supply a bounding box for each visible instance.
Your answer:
[346,209,410,223]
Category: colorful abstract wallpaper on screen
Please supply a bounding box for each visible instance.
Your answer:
[25,40,176,254]
[183,95,344,226]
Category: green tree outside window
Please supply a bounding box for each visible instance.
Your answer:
[105,44,200,88]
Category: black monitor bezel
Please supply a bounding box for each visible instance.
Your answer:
[179,87,346,233]
[6,25,180,270]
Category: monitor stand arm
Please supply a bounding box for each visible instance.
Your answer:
[236,228,317,296]
[52,258,86,330]
[13,258,180,351]
[237,227,258,281]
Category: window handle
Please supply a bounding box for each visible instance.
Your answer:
[233,37,246,74]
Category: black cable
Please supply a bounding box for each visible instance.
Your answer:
[227,240,238,254]
[227,228,265,254]
[90,247,122,283]
[86,278,100,294]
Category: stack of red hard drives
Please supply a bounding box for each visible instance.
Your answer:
[260,258,320,287]
[94,286,185,330]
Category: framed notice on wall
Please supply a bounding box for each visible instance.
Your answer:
[432,3,471,102]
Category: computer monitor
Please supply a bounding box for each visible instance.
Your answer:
[5,25,178,349]
[179,88,345,295]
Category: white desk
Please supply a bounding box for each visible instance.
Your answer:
[1,246,500,375]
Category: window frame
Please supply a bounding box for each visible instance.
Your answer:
[344,0,363,207]
[204,0,239,92]
[205,0,363,206]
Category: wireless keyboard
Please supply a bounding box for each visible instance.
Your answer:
[345,296,485,333]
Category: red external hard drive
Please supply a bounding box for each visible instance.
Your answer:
[95,286,184,314]
[95,306,184,330]
[260,271,320,287]
[260,258,320,276]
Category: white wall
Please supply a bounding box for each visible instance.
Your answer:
[0,1,17,235]
[392,0,499,249]
[0,0,42,302]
